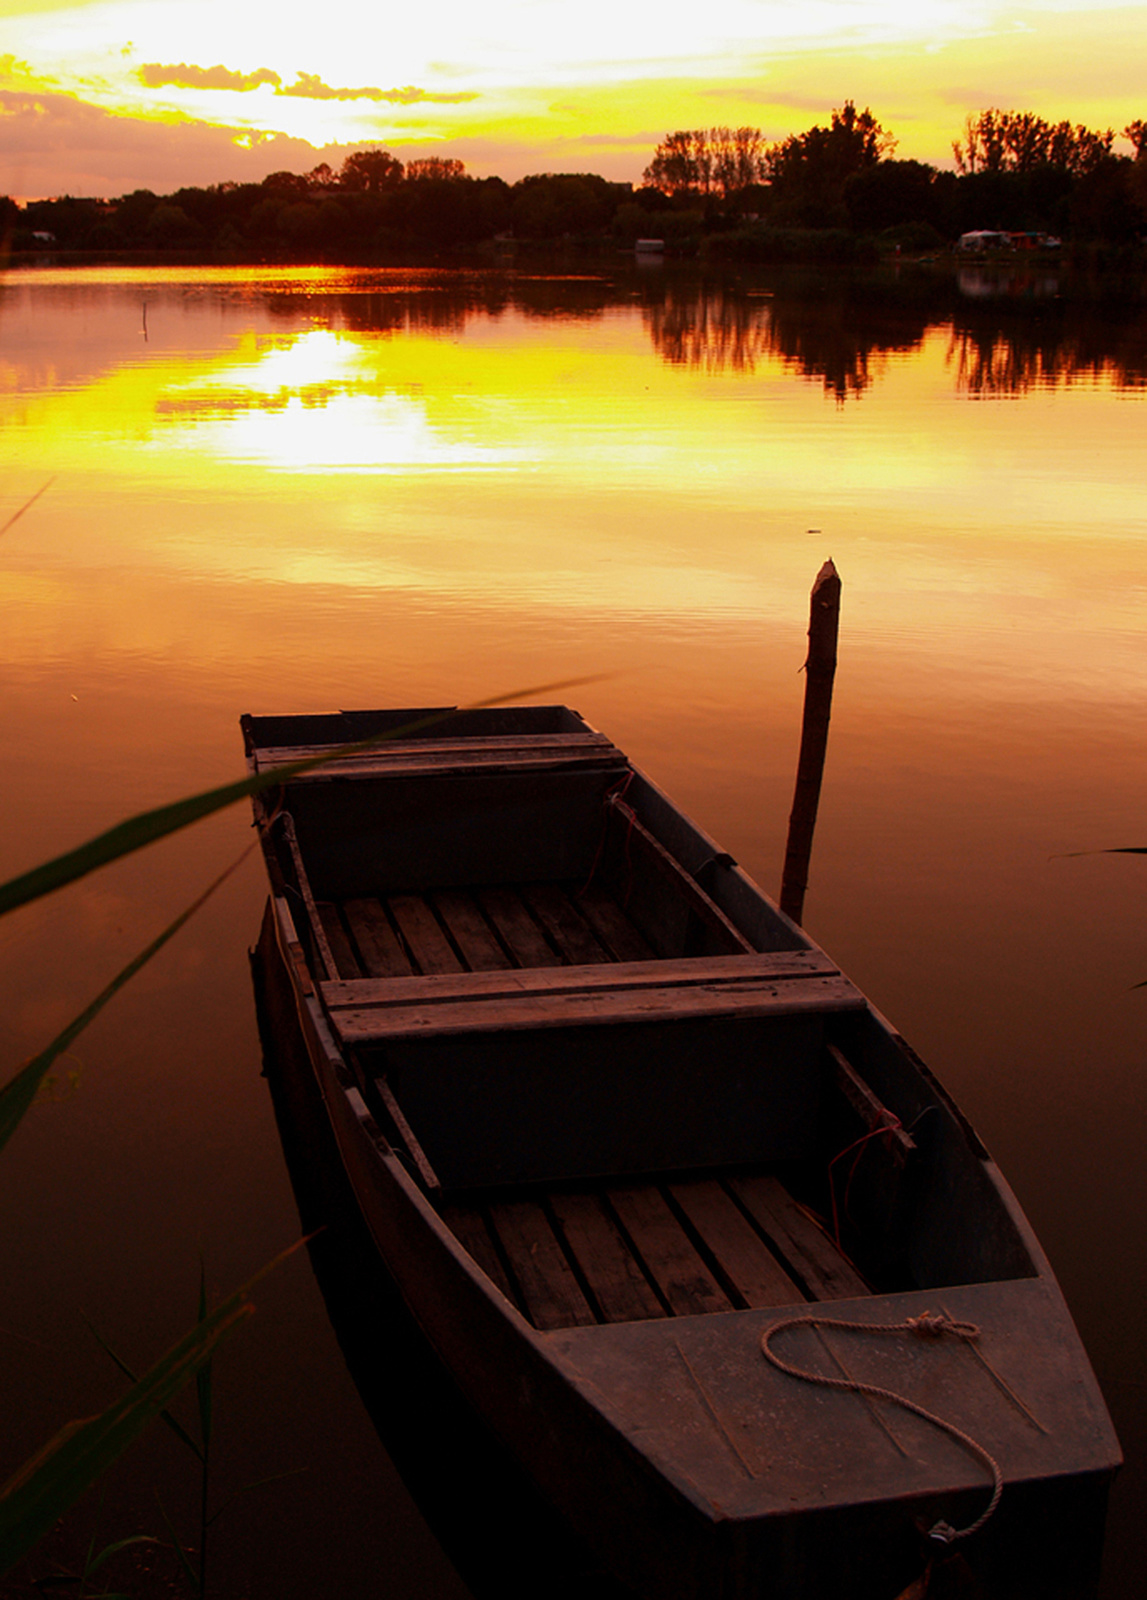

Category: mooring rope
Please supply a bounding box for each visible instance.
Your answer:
[760,1310,1004,1544]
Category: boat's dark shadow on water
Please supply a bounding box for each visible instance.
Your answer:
[249,910,637,1600]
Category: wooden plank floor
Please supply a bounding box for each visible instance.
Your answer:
[440,1171,868,1330]
[316,879,657,980]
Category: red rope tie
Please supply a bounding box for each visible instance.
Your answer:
[580,772,637,903]
[827,1111,905,1247]
[760,1311,1003,1544]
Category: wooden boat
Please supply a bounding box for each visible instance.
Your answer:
[243,703,1119,1600]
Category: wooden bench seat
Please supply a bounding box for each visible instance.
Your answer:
[314,879,862,1042]
[252,731,625,781]
[325,958,863,1041]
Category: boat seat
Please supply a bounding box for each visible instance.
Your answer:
[321,953,864,1043]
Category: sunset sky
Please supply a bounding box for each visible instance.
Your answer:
[2,0,1144,199]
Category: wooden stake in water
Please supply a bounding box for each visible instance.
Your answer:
[780,559,840,925]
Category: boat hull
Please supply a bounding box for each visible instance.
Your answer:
[243,705,1119,1600]
[253,898,1115,1600]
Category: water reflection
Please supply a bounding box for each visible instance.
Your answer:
[155,330,529,472]
[947,309,1147,396]
[640,285,776,374]
[4,267,1146,411]
[633,274,1147,397]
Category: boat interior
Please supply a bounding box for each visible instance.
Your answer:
[245,706,1039,1333]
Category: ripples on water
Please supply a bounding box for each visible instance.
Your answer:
[0,263,1144,1598]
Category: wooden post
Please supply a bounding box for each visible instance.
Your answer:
[780,560,840,925]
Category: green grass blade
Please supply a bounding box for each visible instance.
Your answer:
[82,1317,204,1463]
[0,846,256,1157]
[0,1302,251,1576]
[0,1241,304,1578]
[83,1534,160,1579]
[1056,846,1147,857]
[154,1494,199,1594]
[195,1260,212,1455]
[0,676,605,921]
[205,1467,306,1529]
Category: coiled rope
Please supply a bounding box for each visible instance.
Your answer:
[760,1310,1003,1544]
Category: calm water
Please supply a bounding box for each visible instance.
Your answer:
[1,263,1145,1597]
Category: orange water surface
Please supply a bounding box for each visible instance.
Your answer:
[1,264,1144,1598]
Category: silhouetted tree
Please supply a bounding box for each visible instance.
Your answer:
[262,170,311,195]
[339,149,404,192]
[643,128,767,198]
[953,110,1114,176]
[511,173,628,238]
[763,103,894,225]
[1,194,20,244]
[405,158,466,180]
[843,160,955,235]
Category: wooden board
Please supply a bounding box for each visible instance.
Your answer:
[607,1186,733,1317]
[572,883,657,963]
[438,1203,520,1308]
[600,801,754,959]
[253,732,623,780]
[729,1174,869,1301]
[668,1179,803,1308]
[474,886,563,968]
[388,895,464,975]
[327,972,863,1042]
[486,1200,597,1331]
[432,890,513,972]
[316,903,361,979]
[549,1192,665,1323]
[439,1171,865,1328]
[325,949,840,1011]
[343,898,414,978]
[519,882,612,966]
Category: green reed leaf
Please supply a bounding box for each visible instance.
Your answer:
[0,845,255,1157]
[1056,847,1147,857]
[82,1533,161,1580]
[0,1302,250,1576]
[82,1318,204,1463]
[0,1241,304,1578]
[196,1260,212,1455]
[154,1494,199,1594]
[0,676,605,921]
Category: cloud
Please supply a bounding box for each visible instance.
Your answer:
[139,62,281,93]
[0,88,345,198]
[136,62,478,106]
[0,85,519,200]
[279,73,476,105]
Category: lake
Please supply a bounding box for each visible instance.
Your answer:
[0,260,1144,1598]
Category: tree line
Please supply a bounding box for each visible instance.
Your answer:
[3,105,1145,261]
[642,104,1146,249]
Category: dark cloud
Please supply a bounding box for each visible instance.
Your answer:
[280,73,478,104]
[136,62,478,105]
[139,62,282,92]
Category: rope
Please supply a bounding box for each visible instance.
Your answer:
[827,1115,905,1246]
[579,772,636,901]
[760,1311,1004,1544]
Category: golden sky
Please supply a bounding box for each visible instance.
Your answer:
[2,0,1144,198]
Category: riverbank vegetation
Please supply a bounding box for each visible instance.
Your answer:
[2,104,1145,263]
